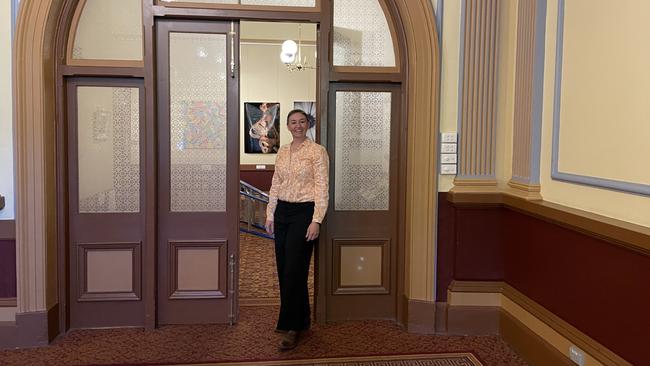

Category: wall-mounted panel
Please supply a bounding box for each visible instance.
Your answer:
[553,0,650,192]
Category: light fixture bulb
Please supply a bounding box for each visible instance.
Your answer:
[280,52,296,64]
[281,40,298,55]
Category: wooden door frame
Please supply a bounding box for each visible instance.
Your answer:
[43,0,438,335]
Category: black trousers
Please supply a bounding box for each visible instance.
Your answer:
[274,200,315,331]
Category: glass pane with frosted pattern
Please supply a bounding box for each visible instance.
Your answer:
[169,32,228,212]
[73,0,143,61]
[77,87,140,213]
[334,91,391,211]
[333,0,395,67]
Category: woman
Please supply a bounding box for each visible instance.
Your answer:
[265,109,329,350]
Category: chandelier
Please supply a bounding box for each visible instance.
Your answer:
[280,24,315,72]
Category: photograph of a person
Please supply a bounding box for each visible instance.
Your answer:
[244,102,280,153]
[293,101,316,141]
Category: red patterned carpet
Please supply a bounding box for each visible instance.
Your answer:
[0,306,527,366]
[239,231,314,305]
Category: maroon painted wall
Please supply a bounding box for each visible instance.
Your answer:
[0,240,16,298]
[240,169,273,192]
[436,192,650,365]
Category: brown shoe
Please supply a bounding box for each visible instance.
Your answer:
[278,330,299,350]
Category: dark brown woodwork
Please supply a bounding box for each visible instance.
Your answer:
[156,19,240,325]
[324,83,401,321]
[440,192,650,366]
[152,5,320,22]
[60,65,145,78]
[240,165,274,192]
[66,78,146,329]
[0,240,16,299]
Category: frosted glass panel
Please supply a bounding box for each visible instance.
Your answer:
[73,0,143,61]
[77,87,140,213]
[333,0,395,67]
[169,33,228,212]
[335,92,391,211]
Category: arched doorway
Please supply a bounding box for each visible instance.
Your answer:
[13,0,439,339]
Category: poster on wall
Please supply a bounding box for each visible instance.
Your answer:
[293,101,316,141]
[244,102,280,154]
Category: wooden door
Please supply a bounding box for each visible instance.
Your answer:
[67,78,146,328]
[324,83,401,320]
[156,20,240,324]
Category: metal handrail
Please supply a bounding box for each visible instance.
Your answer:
[239,180,271,238]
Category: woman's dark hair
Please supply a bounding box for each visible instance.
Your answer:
[286,109,310,124]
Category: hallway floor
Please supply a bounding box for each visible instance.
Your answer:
[0,306,528,366]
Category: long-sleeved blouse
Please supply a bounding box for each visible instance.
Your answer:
[266,139,329,223]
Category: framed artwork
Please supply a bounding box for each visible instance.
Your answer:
[244,102,280,154]
[293,101,316,141]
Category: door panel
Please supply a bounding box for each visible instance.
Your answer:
[68,79,146,328]
[156,20,240,325]
[325,84,400,320]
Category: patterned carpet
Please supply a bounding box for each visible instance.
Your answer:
[169,353,483,365]
[0,306,527,366]
[239,231,314,306]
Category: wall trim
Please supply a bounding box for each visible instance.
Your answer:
[550,0,650,196]
[447,190,650,255]
[448,281,633,366]
[0,220,15,240]
[0,298,17,307]
[406,298,436,334]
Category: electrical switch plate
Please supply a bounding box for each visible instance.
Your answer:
[569,346,585,366]
[441,133,458,143]
[441,154,457,164]
[441,143,457,153]
[440,164,457,175]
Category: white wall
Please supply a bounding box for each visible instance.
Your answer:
[240,22,317,166]
[0,0,14,220]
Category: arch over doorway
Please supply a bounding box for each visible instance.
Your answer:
[12,0,439,343]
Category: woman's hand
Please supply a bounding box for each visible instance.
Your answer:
[305,222,320,241]
[265,220,274,235]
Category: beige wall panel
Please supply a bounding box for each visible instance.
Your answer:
[438,0,462,192]
[495,0,517,186]
[340,246,382,287]
[240,22,316,166]
[541,0,650,228]
[86,249,133,293]
[177,248,220,291]
[557,0,650,185]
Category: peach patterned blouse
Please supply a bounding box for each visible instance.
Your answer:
[266,139,330,223]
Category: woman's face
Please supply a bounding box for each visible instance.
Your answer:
[287,112,308,140]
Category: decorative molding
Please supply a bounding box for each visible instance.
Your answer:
[456,0,499,183]
[511,0,547,186]
[506,180,542,201]
[77,242,142,302]
[168,240,227,300]
[0,298,17,307]
[550,0,650,196]
[446,190,650,256]
[448,281,633,366]
[332,239,390,295]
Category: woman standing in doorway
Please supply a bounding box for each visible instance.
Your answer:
[265,109,329,350]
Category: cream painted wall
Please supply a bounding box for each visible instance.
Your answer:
[0,0,13,220]
[240,22,317,166]
[495,0,517,187]
[437,0,461,192]
[541,0,650,228]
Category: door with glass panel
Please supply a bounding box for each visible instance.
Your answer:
[325,84,401,320]
[67,78,145,328]
[156,20,240,324]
